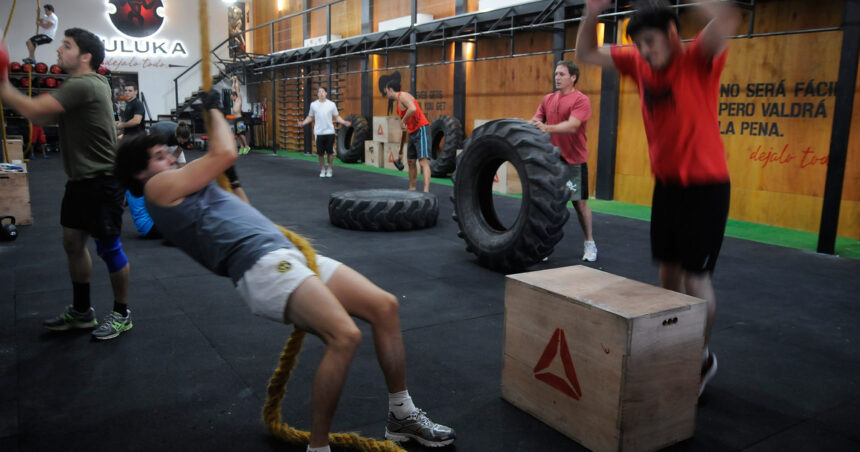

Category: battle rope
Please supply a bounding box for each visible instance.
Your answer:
[1,0,18,163]
[198,1,403,450]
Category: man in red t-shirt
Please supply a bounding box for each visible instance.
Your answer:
[385,80,432,192]
[530,60,597,262]
[577,0,741,397]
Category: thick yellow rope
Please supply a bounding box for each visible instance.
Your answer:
[1,0,18,163]
[201,2,402,450]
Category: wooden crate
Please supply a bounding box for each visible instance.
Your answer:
[364,141,384,168]
[492,161,522,194]
[372,116,403,143]
[5,138,24,162]
[0,163,32,225]
[502,266,706,452]
[382,142,405,171]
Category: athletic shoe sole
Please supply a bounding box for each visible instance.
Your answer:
[385,430,455,448]
[44,320,97,331]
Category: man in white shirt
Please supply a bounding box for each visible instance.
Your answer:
[298,86,351,177]
[24,4,58,64]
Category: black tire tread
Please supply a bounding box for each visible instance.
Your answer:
[428,115,464,177]
[329,189,438,231]
[337,114,369,163]
[452,118,570,272]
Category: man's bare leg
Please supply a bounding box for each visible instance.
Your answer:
[285,276,362,448]
[419,158,431,193]
[326,265,406,392]
[407,159,418,191]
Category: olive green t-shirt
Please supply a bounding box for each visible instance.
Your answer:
[51,72,117,180]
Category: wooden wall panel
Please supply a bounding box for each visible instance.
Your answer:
[340,58,363,119]
[371,53,411,117]
[752,0,843,33]
[374,0,457,31]
[309,0,361,40]
[465,34,554,136]
[416,46,455,122]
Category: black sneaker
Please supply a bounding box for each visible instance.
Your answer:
[43,305,98,330]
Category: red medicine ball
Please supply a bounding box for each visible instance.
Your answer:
[19,77,30,87]
[10,61,21,72]
[49,64,62,74]
[35,62,48,73]
[22,63,33,72]
[45,77,57,88]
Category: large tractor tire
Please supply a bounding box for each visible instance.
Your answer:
[336,114,369,163]
[452,118,570,273]
[428,115,463,177]
[329,189,438,232]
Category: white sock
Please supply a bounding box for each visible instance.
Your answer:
[389,390,416,419]
[307,446,331,452]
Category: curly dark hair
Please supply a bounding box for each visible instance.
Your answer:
[626,0,680,40]
[114,133,169,197]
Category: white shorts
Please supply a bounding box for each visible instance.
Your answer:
[236,248,341,323]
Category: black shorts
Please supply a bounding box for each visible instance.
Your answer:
[29,34,52,46]
[316,134,335,156]
[406,125,430,160]
[650,181,730,274]
[60,176,125,238]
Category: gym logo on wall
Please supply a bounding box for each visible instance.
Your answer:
[106,0,166,38]
[533,328,583,400]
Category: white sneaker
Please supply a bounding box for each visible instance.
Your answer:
[325,167,332,177]
[320,168,326,177]
[582,241,597,262]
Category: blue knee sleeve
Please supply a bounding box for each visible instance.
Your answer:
[95,236,128,273]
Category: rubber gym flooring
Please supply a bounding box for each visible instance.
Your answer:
[2,150,858,452]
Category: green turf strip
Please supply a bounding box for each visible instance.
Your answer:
[260,149,860,260]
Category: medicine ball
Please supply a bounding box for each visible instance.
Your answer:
[45,77,57,88]
[19,77,30,87]
[0,216,17,241]
[10,61,21,72]
[35,62,48,73]
[22,63,33,72]
[49,64,62,74]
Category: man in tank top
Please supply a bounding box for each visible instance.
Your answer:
[113,91,455,452]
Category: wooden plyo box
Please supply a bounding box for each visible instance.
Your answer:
[382,142,405,171]
[502,266,706,452]
[492,161,522,194]
[0,163,32,225]
[364,141,384,168]
[372,116,403,144]
[5,138,24,162]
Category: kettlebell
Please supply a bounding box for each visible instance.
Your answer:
[0,216,17,241]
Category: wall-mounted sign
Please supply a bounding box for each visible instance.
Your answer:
[106,1,166,38]
[103,1,187,58]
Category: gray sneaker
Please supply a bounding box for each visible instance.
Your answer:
[385,409,455,447]
[43,306,98,331]
[91,310,133,340]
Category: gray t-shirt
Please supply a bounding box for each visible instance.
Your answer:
[51,72,117,180]
[145,183,293,282]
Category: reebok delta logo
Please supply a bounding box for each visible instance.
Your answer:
[533,328,582,400]
[277,261,292,273]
